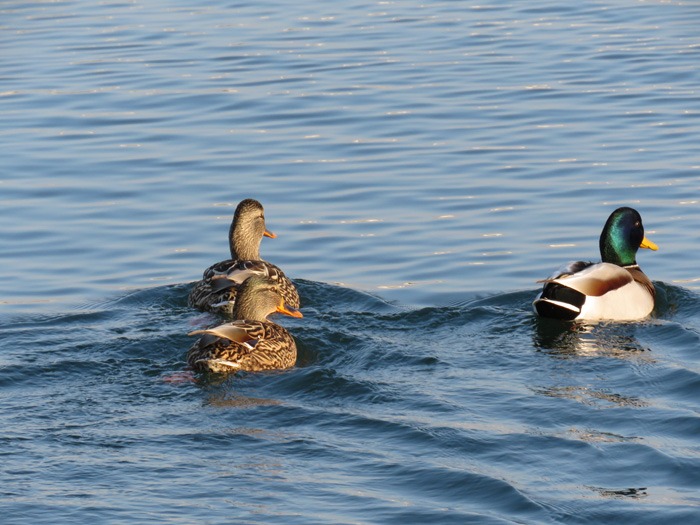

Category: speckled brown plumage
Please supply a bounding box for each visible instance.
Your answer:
[188,198,299,315]
[189,260,300,316]
[187,321,298,373]
[187,275,303,374]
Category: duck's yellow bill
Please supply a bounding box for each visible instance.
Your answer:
[640,236,658,251]
[264,229,277,239]
[277,303,303,318]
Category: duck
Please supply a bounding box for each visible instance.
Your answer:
[187,275,303,374]
[533,207,658,321]
[188,198,300,315]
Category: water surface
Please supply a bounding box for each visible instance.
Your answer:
[1,0,700,523]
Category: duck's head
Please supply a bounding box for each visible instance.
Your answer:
[599,207,658,266]
[229,198,276,260]
[233,275,303,321]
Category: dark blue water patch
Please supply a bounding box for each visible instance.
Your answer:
[2,273,700,524]
[359,461,545,518]
[4,0,700,522]
[295,278,399,314]
[655,282,700,322]
[569,506,700,525]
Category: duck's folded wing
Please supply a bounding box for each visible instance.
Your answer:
[203,258,235,278]
[225,260,271,283]
[188,322,255,343]
[545,262,633,297]
[208,275,242,293]
[205,262,269,294]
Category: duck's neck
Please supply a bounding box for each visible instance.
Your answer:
[599,235,636,267]
[229,222,261,261]
[233,296,269,321]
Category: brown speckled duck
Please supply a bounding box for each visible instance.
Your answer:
[188,198,300,315]
[187,275,303,374]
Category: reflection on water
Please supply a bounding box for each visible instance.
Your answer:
[533,384,649,409]
[568,428,640,444]
[532,318,653,358]
[587,486,648,500]
[531,319,654,410]
[204,392,282,409]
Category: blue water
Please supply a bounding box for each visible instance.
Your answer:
[2,0,700,523]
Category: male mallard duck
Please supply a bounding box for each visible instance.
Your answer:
[533,207,658,321]
[188,198,300,315]
[187,275,303,373]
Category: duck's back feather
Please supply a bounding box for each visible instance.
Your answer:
[534,262,655,321]
[186,320,297,373]
[189,323,260,344]
[543,262,633,297]
[202,258,240,279]
[188,260,300,315]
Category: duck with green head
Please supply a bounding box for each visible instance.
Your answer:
[533,207,658,321]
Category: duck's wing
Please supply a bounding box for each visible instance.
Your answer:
[237,327,297,370]
[203,258,236,279]
[223,260,301,308]
[543,262,633,297]
[188,320,266,345]
[225,260,272,282]
[187,321,297,372]
[203,261,269,294]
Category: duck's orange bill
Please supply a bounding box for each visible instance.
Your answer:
[264,229,277,239]
[277,303,303,318]
[640,236,658,251]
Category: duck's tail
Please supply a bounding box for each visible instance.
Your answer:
[533,283,585,320]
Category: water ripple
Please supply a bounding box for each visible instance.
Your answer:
[3,0,700,522]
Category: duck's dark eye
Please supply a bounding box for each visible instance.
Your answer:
[634,221,641,227]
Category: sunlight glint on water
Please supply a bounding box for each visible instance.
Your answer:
[1,1,700,523]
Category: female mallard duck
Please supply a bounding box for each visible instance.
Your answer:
[187,275,303,373]
[533,207,658,321]
[188,198,300,315]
